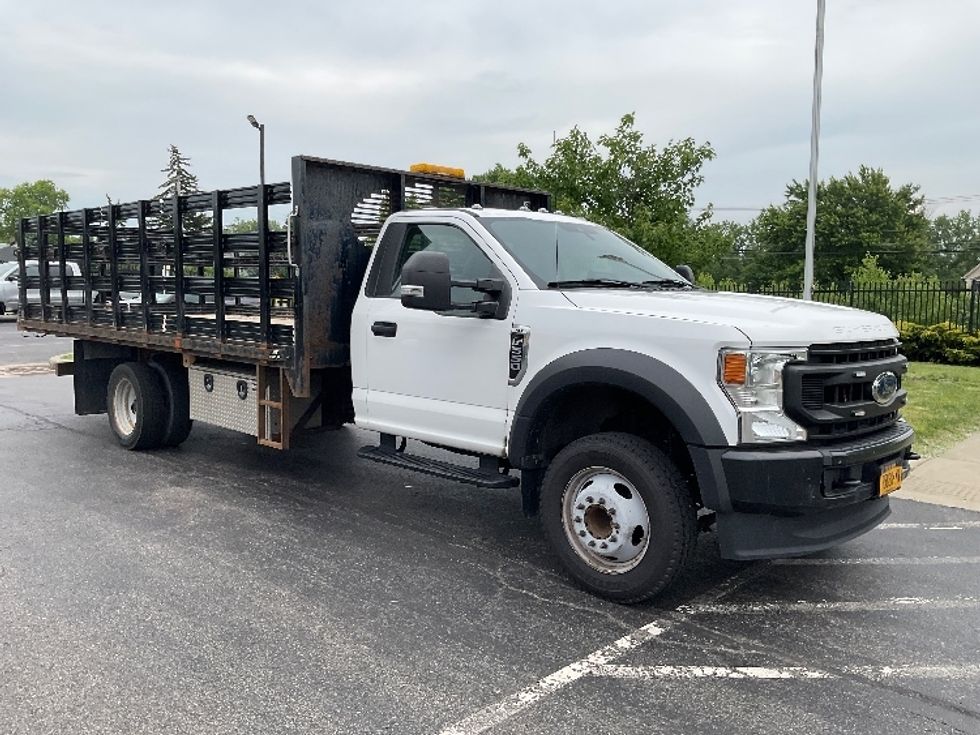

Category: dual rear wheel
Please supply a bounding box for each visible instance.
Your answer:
[107,360,192,450]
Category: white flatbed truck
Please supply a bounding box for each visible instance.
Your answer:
[17,157,915,601]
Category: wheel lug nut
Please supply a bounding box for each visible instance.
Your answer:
[578,530,586,537]
[574,516,582,523]
[588,540,596,547]
[610,536,618,543]
[613,523,620,530]
[598,498,606,505]
[600,542,608,549]
[576,503,585,511]
[586,496,594,503]
[608,508,616,516]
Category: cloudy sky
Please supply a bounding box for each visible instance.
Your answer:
[1,0,978,221]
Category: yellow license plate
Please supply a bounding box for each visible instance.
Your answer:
[879,464,903,496]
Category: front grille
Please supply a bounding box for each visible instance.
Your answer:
[807,339,900,364]
[784,339,906,442]
[807,410,900,440]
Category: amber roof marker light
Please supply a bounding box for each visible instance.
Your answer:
[410,163,466,179]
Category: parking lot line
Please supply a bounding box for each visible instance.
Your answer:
[436,620,670,735]
[677,596,980,615]
[592,664,980,681]
[436,564,768,735]
[773,556,980,565]
[878,521,980,530]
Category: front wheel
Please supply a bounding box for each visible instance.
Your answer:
[540,432,697,603]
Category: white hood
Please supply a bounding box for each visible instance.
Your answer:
[560,289,899,346]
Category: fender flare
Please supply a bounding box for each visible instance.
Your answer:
[508,348,729,468]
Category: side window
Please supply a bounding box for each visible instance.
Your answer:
[386,223,498,305]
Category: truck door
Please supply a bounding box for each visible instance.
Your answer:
[354,219,514,456]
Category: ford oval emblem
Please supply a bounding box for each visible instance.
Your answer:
[871,371,899,405]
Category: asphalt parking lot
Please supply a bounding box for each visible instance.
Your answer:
[0,316,74,365]
[1,321,979,734]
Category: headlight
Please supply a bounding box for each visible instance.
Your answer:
[719,349,808,444]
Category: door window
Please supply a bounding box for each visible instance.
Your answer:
[385,223,498,306]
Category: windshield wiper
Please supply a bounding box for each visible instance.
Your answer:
[639,277,694,289]
[547,278,645,289]
[547,277,694,290]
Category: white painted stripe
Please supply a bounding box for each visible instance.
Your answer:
[594,664,829,680]
[436,564,767,735]
[678,596,980,615]
[593,664,980,681]
[878,521,980,530]
[436,622,668,735]
[853,664,980,680]
[774,556,980,566]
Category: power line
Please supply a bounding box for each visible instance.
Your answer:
[723,249,980,259]
[694,196,980,214]
[925,194,980,203]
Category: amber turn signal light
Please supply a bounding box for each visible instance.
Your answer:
[722,352,747,385]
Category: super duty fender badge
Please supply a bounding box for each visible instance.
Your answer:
[509,326,530,385]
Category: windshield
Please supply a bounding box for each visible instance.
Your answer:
[479,217,687,289]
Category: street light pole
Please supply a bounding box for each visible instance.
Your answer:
[246,114,265,188]
[803,0,826,301]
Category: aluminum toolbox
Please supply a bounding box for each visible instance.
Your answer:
[189,364,257,436]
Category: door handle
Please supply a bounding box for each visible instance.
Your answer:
[371,321,397,337]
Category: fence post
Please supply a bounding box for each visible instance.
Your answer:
[969,281,979,335]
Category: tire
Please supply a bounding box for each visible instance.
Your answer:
[150,358,193,447]
[540,432,697,603]
[0,302,6,316]
[107,362,169,450]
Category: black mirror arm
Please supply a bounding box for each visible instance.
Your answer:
[451,277,505,295]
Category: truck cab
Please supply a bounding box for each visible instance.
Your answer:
[353,206,913,601]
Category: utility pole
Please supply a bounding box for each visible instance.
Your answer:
[803,0,825,301]
[246,114,265,188]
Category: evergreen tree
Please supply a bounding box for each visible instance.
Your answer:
[154,144,209,233]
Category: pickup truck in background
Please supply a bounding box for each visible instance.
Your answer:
[16,157,915,602]
[0,259,91,315]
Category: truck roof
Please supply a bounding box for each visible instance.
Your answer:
[395,207,586,224]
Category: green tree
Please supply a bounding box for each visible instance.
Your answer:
[744,166,930,286]
[929,210,980,281]
[0,180,70,243]
[699,220,757,283]
[154,144,209,233]
[476,113,724,272]
[849,253,892,283]
[224,217,284,233]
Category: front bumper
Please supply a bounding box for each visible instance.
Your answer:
[690,421,914,560]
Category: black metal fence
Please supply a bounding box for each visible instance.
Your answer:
[718,280,980,334]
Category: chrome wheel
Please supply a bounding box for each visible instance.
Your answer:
[561,466,651,574]
[112,376,138,437]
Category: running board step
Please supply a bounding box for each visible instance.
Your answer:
[358,443,519,489]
